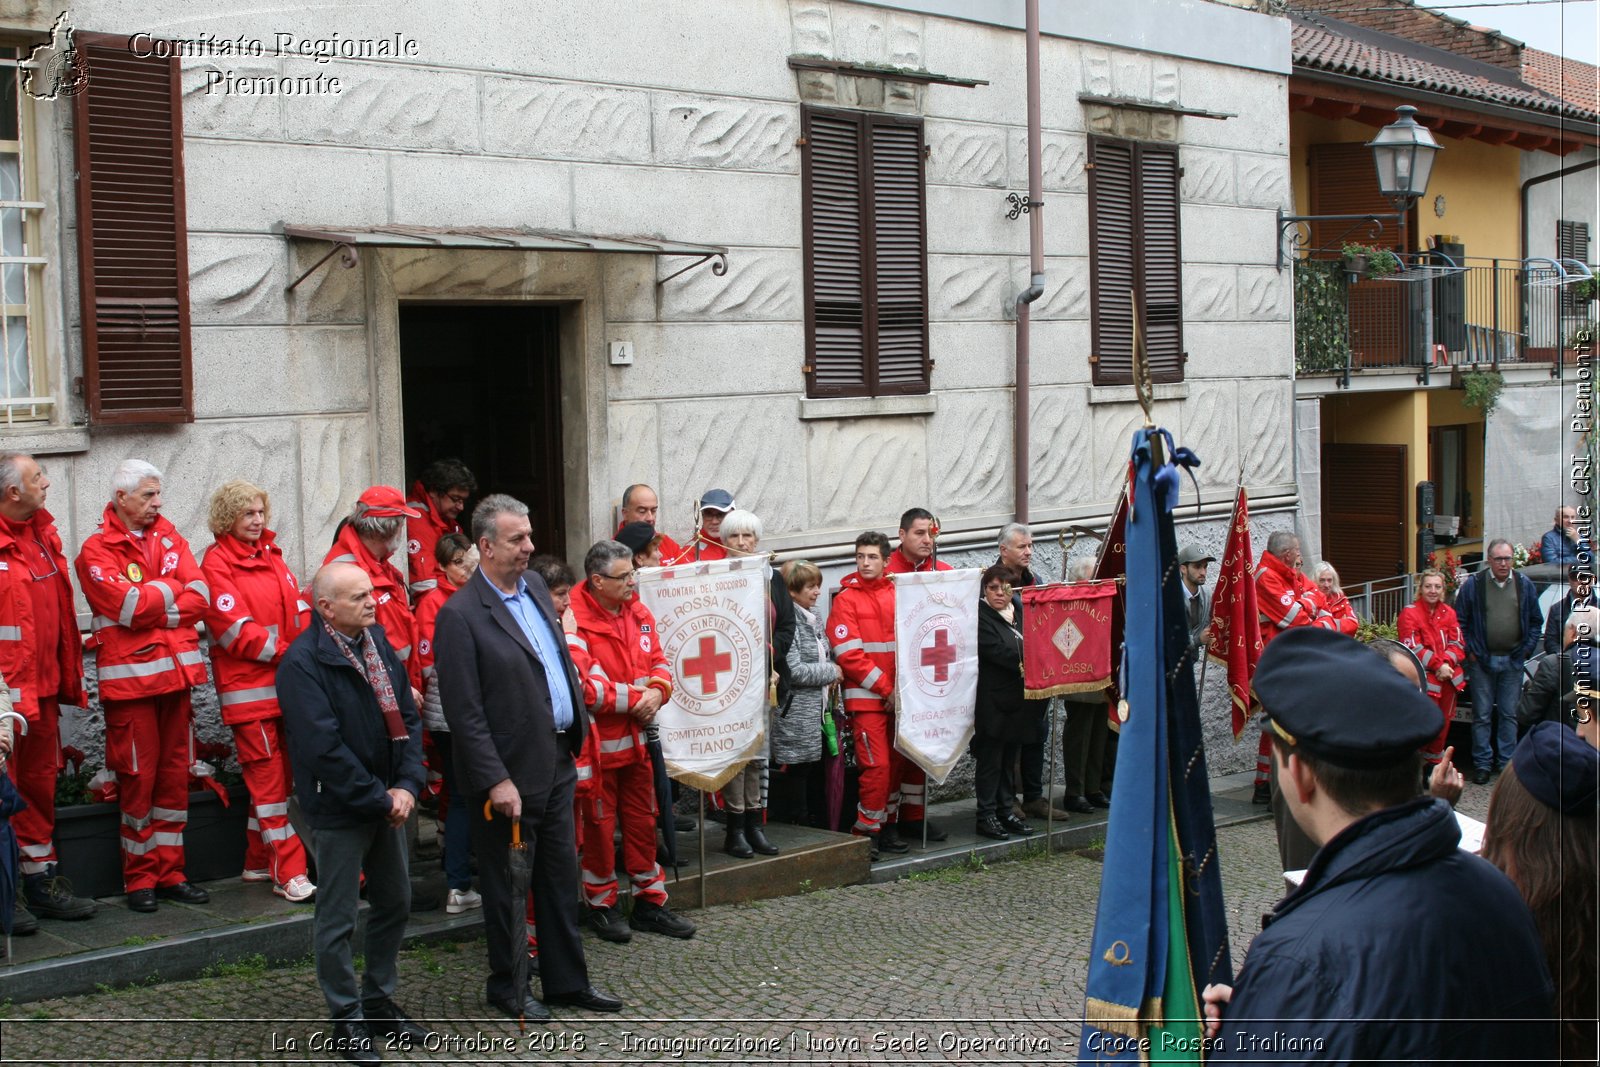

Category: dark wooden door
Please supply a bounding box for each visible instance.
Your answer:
[400,304,566,557]
[1322,443,1408,586]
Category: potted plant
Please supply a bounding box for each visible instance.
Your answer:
[1341,242,1401,279]
[1460,366,1504,417]
[1571,277,1598,305]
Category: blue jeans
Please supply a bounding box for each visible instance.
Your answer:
[430,733,473,891]
[1467,656,1523,771]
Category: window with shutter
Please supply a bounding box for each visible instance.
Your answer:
[1088,136,1184,385]
[1557,219,1590,315]
[801,106,928,398]
[74,33,192,424]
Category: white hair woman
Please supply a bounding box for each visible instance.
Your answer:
[717,508,793,858]
[1313,561,1359,635]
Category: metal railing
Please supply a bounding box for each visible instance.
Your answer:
[1294,256,1596,380]
[1344,559,1489,625]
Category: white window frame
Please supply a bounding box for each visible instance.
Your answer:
[0,42,52,424]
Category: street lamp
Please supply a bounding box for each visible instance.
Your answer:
[1365,105,1441,210]
[1277,104,1442,270]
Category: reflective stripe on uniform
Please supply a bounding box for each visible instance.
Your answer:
[221,686,277,707]
[121,810,153,832]
[119,831,185,855]
[218,617,252,650]
[862,641,895,653]
[844,688,882,702]
[257,625,279,663]
[187,580,210,602]
[861,666,884,691]
[567,633,590,651]
[0,625,21,641]
[580,869,612,885]
[833,638,864,653]
[150,806,188,824]
[178,649,205,667]
[152,580,178,628]
[329,554,357,565]
[598,734,636,754]
[260,824,297,843]
[100,657,177,681]
[118,586,142,627]
[394,645,412,661]
[575,764,593,781]
[255,801,290,819]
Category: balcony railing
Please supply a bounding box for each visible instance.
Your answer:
[1294,255,1596,382]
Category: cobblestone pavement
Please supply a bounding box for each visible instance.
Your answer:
[0,787,1493,1066]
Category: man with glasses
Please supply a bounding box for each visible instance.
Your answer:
[566,540,695,942]
[405,458,477,604]
[0,452,96,927]
[1455,538,1543,784]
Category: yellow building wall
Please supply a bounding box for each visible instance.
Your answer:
[1322,390,1429,572]
[1426,389,1487,555]
[1289,115,1522,261]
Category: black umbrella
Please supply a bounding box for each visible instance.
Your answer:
[645,727,679,871]
[483,801,533,1031]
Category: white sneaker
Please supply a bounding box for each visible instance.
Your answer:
[446,887,482,914]
[240,868,271,883]
[273,875,316,902]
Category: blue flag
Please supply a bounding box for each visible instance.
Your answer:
[1080,427,1232,1064]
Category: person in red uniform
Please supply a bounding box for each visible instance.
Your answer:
[0,452,95,924]
[74,459,211,912]
[200,479,314,902]
[827,531,914,859]
[405,459,476,605]
[325,487,423,693]
[1250,531,1338,801]
[664,488,734,564]
[1397,569,1466,764]
[1312,561,1360,637]
[616,485,682,564]
[879,508,948,840]
[566,539,695,943]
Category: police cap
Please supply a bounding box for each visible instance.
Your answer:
[1253,627,1443,769]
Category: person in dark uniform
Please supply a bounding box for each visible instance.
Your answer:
[1203,627,1554,1063]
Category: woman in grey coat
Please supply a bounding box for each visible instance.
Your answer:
[771,560,841,826]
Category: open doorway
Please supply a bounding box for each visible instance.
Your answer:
[399,304,566,557]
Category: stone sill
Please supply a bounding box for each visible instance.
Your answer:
[1086,382,1189,405]
[0,424,89,456]
[799,394,938,420]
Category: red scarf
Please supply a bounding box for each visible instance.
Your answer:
[323,617,408,741]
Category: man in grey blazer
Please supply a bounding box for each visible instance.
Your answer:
[1179,544,1214,654]
[434,494,622,1021]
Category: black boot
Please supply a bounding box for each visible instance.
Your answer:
[745,810,779,856]
[723,811,754,859]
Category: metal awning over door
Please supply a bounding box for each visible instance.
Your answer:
[280,224,728,290]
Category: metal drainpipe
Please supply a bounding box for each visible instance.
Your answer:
[1014,0,1044,524]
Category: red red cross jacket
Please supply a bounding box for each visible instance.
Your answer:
[1398,599,1467,702]
[201,530,310,725]
[75,505,208,701]
[1254,551,1335,645]
[324,523,421,690]
[1320,589,1360,637]
[827,571,896,714]
[565,581,672,770]
[885,548,951,574]
[404,480,459,604]
[0,509,84,718]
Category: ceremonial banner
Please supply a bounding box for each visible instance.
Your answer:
[1019,581,1118,698]
[892,568,981,784]
[1080,427,1232,1064]
[1205,486,1263,738]
[635,556,768,792]
[1095,487,1130,729]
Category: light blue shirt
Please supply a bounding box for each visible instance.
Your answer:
[482,571,575,731]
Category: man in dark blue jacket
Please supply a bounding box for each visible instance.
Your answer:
[1204,628,1553,1063]
[280,562,429,1066]
[1455,540,1544,783]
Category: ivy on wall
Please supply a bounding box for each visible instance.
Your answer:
[1294,260,1352,374]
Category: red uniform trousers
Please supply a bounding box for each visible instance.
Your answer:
[578,760,665,910]
[849,710,919,834]
[104,691,193,892]
[1423,687,1457,764]
[231,717,308,884]
[9,697,62,876]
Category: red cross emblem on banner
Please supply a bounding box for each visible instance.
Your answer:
[920,628,957,683]
[682,634,733,695]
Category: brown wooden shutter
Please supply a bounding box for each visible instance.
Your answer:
[802,107,928,398]
[1558,220,1590,314]
[1089,137,1137,385]
[1322,442,1408,587]
[1140,143,1184,383]
[866,116,929,394]
[74,33,192,424]
[1309,142,1406,369]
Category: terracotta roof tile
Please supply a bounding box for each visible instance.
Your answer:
[1293,15,1597,122]
[1521,47,1600,114]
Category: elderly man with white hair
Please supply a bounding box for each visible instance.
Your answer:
[74,459,211,913]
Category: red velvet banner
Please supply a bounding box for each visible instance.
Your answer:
[1206,486,1264,738]
[1020,580,1119,699]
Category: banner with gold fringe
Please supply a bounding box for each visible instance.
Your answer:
[1019,581,1118,698]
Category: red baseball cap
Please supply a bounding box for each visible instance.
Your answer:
[357,485,422,519]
